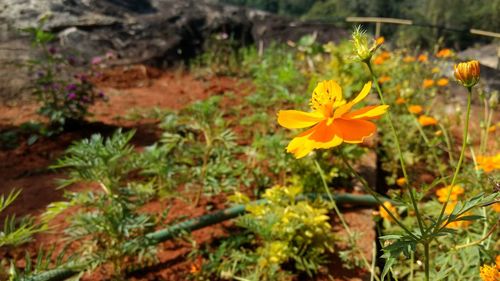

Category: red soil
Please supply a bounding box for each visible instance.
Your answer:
[0,65,375,281]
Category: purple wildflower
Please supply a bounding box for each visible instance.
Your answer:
[91,56,102,65]
[67,92,77,100]
[66,84,78,91]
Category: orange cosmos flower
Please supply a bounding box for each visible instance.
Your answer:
[454,60,480,88]
[378,75,391,84]
[418,54,428,62]
[396,177,406,187]
[496,255,500,270]
[395,97,406,104]
[436,48,453,58]
[436,185,464,202]
[437,78,449,87]
[373,55,385,65]
[403,56,416,63]
[278,80,388,158]
[379,201,398,222]
[422,79,434,88]
[488,125,496,133]
[418,115,438,126]
[493,203,500,213]
[408,105,423,114]
[480,264,499,281]
[476,153,500,173]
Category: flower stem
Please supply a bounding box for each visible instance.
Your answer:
[340,154,418,240]
[314,159,381,281]
[366,62,426,235]
[433,88,472,232]
[424,241,430,281]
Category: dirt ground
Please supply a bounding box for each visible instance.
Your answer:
[0,65,376,280]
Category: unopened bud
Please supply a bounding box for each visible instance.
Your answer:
[454,60,480,88]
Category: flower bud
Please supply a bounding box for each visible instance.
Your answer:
[454,60,480,88]
[352,26,382,62]
[489,91,498,109]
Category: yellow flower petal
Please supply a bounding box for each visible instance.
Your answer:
[350,81,373,105]
[343,105,389,120]
[277,110,324,129]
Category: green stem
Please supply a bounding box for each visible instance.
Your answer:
[412,117,446,180]
[366,62,425,235]
[314,160,381,281]
[433,88,472,232]
[340,154,418,240]
[424,242,430,281]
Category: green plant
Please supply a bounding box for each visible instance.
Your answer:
[214,185,335,280]
[23,19,107,132]
[45,130,158,277]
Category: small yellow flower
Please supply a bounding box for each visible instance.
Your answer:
[378,75,391,84]
[418,54,428,62]
[454,60,480,88]
[379,201,398,222]
[403,56,416,63]
[435,130,443,136]
[396,177,406,187]
[418,115,438,126]
[436,48,453,58]
[437,78,449,87]
[480,264,499,281]
[396,97,406,104]
[408,105,423,114]
[277,80,388,158]
[476,153,500,173]
[422,79,435,88]
[436,185,464,203]
[488,125,496,133]
[376,36,385,46]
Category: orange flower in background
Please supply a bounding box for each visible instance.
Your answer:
[488,125,496,133]
[437,78,449,87]
[436,48,453,58]
[408,105,423,114]
[418,54,428,62]
[480,264,499,281]
[422,79,434,88]
[418,115,438,126]
[444,201,471,229]
[454,60,480,88]
[396,177,406,187]
[396,97,406,104]
[496,255,500,269]
[403,56,416,63]
[436,185,464,202]
[379,201,398,222]
[277,80,388,158]
[476,153,500,173]
[493,203,500,213]
[373,55,385,65]
[378,75,391,84]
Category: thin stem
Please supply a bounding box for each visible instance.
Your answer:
[314,160,381,281]
[412,116,446,180]
[424,242,430,281]
[453,221,498,250]
[439,123,455,163]
[340,154,418,240]
[434,88,472,232]
[366,62,426,234]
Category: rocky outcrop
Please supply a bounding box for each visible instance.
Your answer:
[0,0,347,102]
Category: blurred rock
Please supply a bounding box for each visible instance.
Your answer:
[0,0,347,102]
